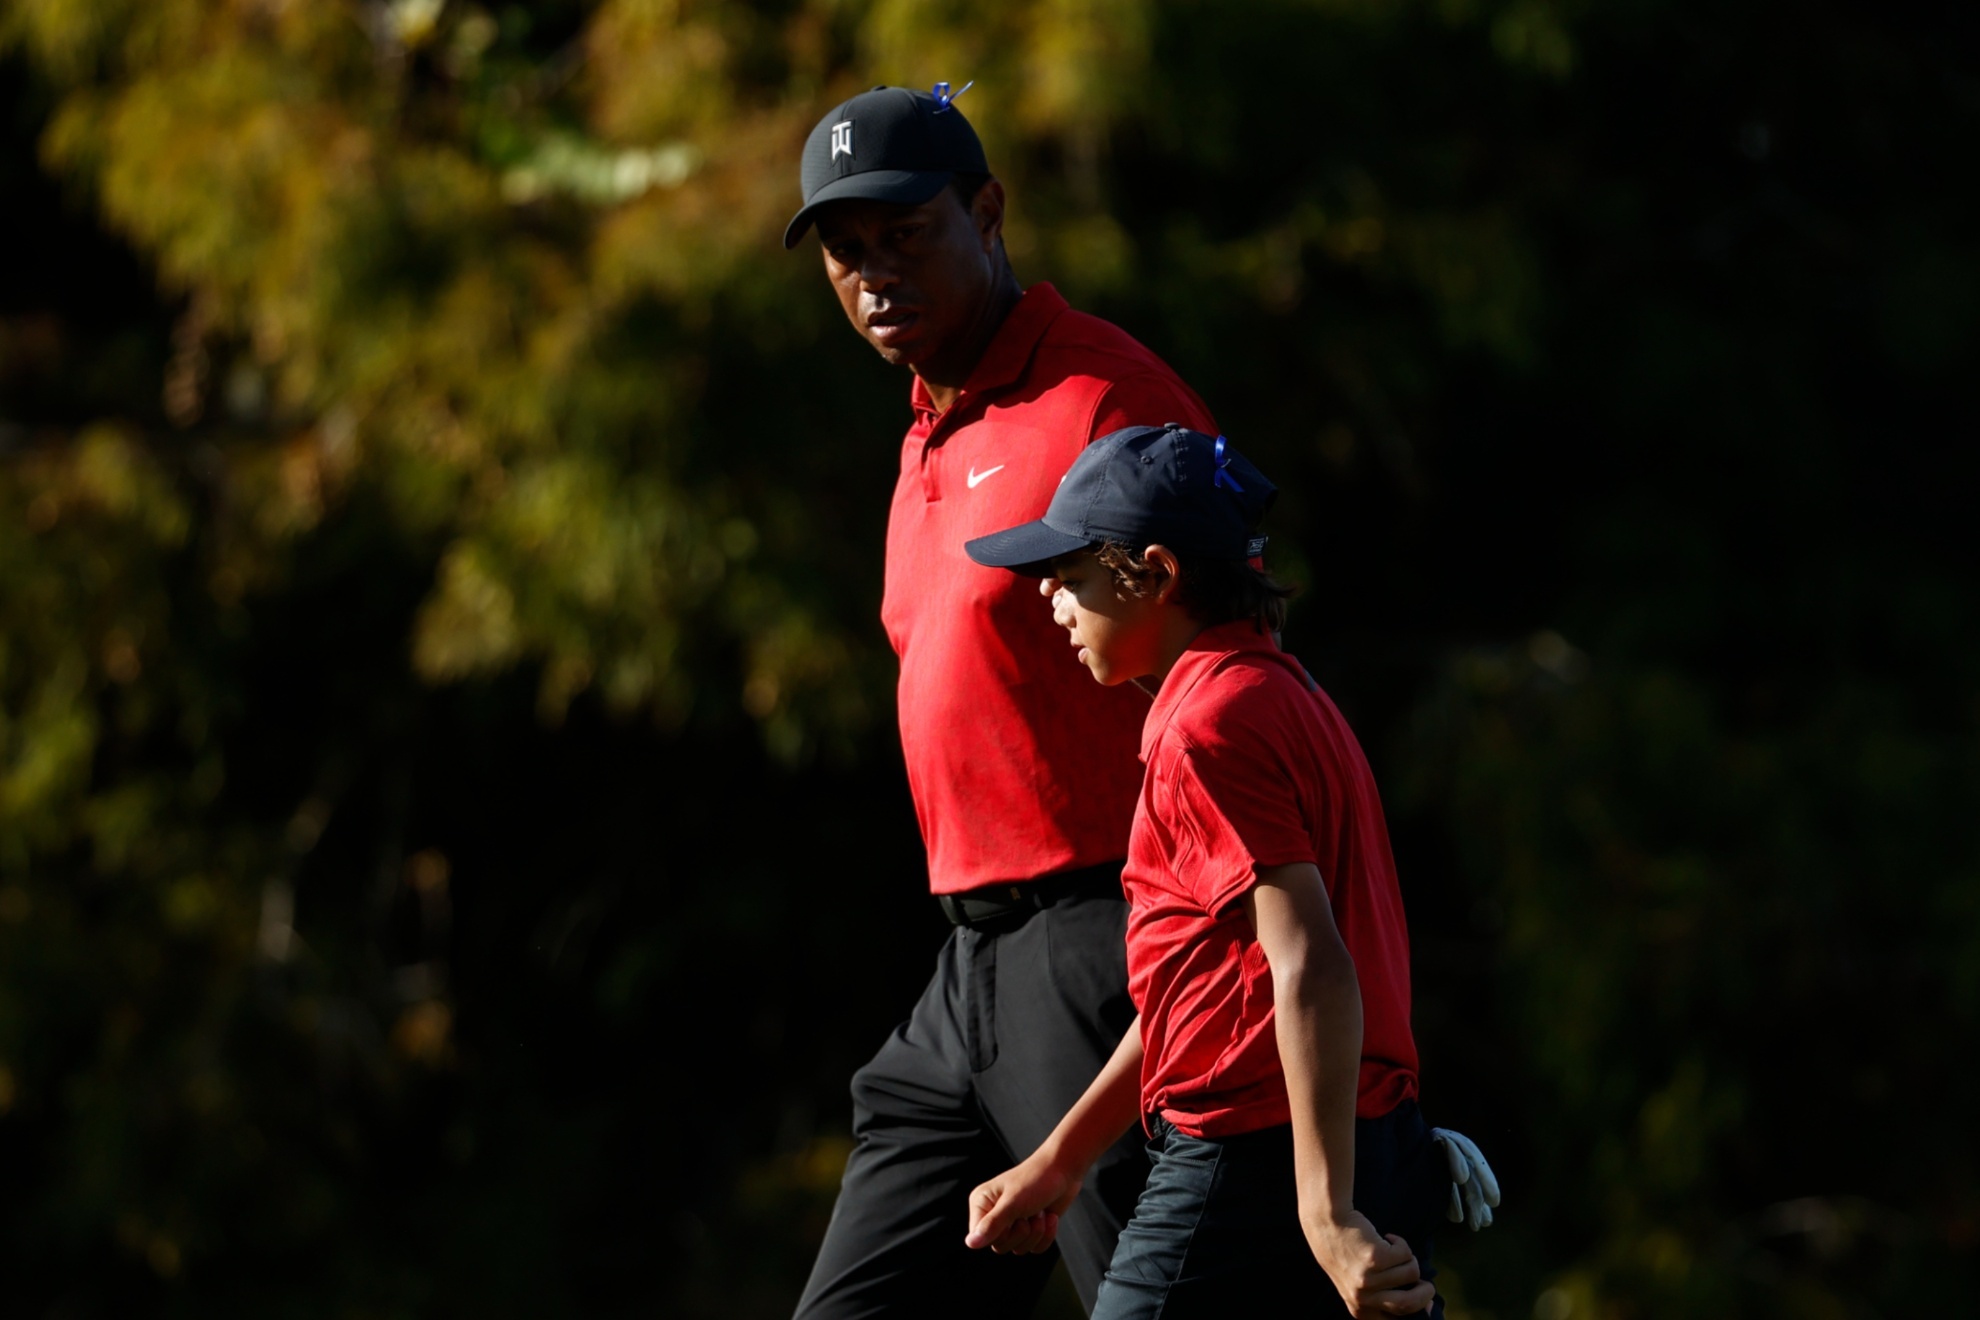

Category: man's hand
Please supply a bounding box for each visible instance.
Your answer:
[964,1156,1082,1256]
[1304,1210,1437,1317]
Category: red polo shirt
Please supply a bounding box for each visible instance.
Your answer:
[1124,621,1420,1137]
[880,284,1216,895]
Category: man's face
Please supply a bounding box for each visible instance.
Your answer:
[1041,550,1167,687]
[814,181,1005,378]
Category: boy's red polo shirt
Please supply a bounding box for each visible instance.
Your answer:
[1123,621,1420,1137]
[881,284,1215,895]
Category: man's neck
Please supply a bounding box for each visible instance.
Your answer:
[915,274,1024,414]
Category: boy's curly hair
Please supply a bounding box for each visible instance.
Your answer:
[1093,542,1296,633]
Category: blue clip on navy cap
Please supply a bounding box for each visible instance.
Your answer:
[964,424,1278,575]
[784,82,987,249]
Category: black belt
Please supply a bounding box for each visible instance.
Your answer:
[936,862,1124,929]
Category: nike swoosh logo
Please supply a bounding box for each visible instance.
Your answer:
[967,464,1006,489]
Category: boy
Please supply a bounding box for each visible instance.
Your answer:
[958,424,1491,1317]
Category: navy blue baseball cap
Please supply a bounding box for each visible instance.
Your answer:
[965,425,1278,574]
[784,83,989,249]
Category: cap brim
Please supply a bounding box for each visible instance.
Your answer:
[963,521,1096,575]
[782,169,954,248]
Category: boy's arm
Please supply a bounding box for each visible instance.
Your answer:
[1246,863,1437,1318]
[964,1016,1144,1255]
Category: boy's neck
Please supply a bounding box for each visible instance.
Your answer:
[1139,613,1212,691]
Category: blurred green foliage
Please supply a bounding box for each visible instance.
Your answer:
[1,0,1975,1316]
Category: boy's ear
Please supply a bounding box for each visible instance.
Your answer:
[1143,545,1182,603]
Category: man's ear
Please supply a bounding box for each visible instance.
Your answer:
[973,178,1007,253]
[1143,545,1182,603]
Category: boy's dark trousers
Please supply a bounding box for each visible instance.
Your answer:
[793,868,1146,1319]
[1091,1102,1450,1320]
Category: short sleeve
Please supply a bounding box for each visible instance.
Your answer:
[1088,371,1217,441]
[1163,737,1318,917]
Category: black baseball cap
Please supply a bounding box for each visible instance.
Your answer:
[783,83,989,249]
[965,425,1278,575]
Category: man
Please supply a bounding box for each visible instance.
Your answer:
[784,83,1218,1319]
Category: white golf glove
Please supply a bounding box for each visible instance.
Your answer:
[1431,1127,1501,1231]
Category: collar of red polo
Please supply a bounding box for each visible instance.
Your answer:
[910,282,1070,422]
[1139,620,1284,762]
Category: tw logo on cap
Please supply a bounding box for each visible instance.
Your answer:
[830,120,853,160]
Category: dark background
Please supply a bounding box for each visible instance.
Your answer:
[1,1,1974,1315]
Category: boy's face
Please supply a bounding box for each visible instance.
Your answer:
[1041,550,1168,686]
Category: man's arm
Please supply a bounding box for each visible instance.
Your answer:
[1246,863,1436,1318]
[963,1016,1144,1255]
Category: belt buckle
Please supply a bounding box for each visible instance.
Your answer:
[939,885,1031,929]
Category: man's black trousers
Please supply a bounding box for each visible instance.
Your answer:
[793,873,1146,1318]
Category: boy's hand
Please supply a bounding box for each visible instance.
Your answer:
[1304,1210,1437,1317]
[964,1157,1083,1255]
